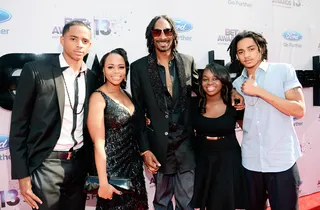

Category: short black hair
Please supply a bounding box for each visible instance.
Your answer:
[198,62,233,113]
[227,30,268,69]
[145,15,178,54]
[62,20,91,36]
[99,48,129,89]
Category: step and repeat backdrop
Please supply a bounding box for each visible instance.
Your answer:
[0,0,320,209]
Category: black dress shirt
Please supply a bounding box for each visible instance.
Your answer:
[157,59,190,174]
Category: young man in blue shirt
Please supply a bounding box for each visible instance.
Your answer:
[229,31,305,210]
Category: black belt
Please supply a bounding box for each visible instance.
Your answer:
[47,148,83,160]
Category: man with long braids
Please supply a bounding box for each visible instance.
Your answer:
[130,15,198,210]
[229,30,305,210]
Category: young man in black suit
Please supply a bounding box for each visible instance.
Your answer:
[9,21,98,210]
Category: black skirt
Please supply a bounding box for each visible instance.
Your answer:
[191,137,248,210]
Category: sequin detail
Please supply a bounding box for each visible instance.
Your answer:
[95,90,148,210]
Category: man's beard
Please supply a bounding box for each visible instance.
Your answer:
[155,40,172,52]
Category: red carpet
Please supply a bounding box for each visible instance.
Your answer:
[266,192,320,210]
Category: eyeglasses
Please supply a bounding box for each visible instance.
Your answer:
[151,28,173,37]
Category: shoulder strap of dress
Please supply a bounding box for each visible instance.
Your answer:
[94,90,109,101]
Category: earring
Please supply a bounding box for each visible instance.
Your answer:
[103,71,105,83]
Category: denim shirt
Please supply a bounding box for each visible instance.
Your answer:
[233,61,302,173]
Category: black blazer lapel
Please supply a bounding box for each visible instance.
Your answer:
[51,57,65,122]
[147,54,167,113]
[173,53,188,112]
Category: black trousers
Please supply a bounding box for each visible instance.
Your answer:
[31,149,87,210]
[244,163,300,210]
[153,170,194,210]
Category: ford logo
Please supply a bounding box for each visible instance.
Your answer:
[0,135,9,151]
[174,19,193,33]
[282,31,302,41]
[0,9,11,23]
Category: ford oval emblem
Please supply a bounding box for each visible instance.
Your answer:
[0,135,9,151]
[0,9,12,23]
[174,19,193,33]
[282,31,302,41]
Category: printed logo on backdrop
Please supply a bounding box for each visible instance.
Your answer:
[228,0,253,8]
[317,180,320,188]
[318,43,320,51]
[0,189,20,208]
[0,135,9,151]
[173,19,193,41]
[217,28,240,45]
[217,29,264,45]
[0,9,11,35]
[282,30,302,48]
[0,9,11,23]
[272,0,301,8]
[86,194,97,206]
[0,135,10,162]
[300,141,311,155]
[52,16,131,39]
[293,116,303,126]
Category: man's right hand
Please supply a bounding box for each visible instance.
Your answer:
[19,177,42,209]
[142,151,161,174]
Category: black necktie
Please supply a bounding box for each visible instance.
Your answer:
[70,73,81,150]
[74,73,80,114]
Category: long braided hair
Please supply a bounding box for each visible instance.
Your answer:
[227,30,268,71]
[145,15,179,54]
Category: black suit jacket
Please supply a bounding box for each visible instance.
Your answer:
[130,52,198,173]
[9,56,98,179]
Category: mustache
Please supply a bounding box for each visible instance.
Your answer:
[156,40,170,42]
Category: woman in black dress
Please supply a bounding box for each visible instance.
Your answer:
[87,48,148,209]
[191,62,247,210]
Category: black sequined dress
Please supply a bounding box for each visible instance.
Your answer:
[95,90,148,210]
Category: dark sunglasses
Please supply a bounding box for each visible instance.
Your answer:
[151,28,173,37]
